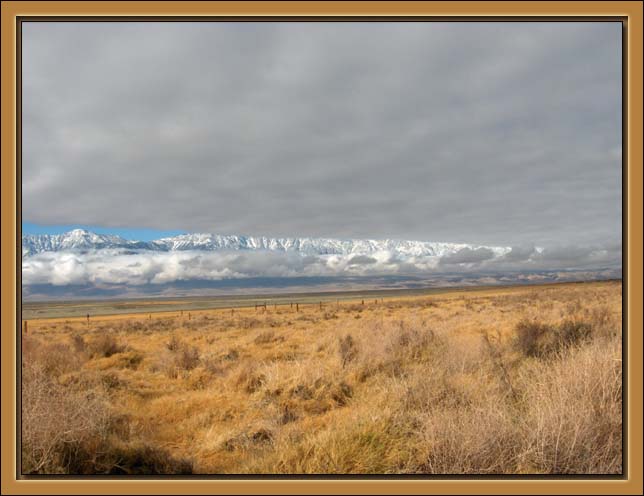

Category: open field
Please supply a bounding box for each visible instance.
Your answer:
[21,284,563,320]
[21,280,623,474]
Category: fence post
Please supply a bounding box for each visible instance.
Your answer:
[23,321,27,334]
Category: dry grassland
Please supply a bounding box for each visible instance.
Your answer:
[21,281,622,475]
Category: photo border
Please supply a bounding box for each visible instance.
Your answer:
[1,1,642,494]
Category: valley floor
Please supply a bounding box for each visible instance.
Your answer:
[21,280,623,474]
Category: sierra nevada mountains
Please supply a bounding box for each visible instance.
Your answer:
[22,229,510,259]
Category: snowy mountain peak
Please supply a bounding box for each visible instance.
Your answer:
[22,229,511,259]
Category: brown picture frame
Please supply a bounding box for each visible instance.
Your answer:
[1,1,642,494]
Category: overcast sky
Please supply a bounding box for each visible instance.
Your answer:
[22,22,622,247]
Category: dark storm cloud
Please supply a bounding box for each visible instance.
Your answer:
[23,22,621,248]
[501,245,538,262]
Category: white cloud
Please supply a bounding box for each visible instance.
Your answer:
[22,243,621,288]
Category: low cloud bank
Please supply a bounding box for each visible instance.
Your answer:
[22,243,621,288]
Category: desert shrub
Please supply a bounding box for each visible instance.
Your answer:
[392,325,436,360]
[235,364,266,394]
[350,320,442,383]
[88,334,127,358]
[223,428,274,452]
[104,350,144,370]
[72,442,193,475]
[223,348,240,361]
[330,381,354,406]
[516,337,622,473]
[187,368,213,390]
[514,320,552,357]
[419,401,520,474]
[254,330,284,345]
[338,334,357,368]
[22,336,85,377]
[558,319,593,348]
[177,345,200,370]
[70,333,86,353]
[166,334,182,352]
[22,363,114,474]
[158,337,201,377]
[514,319,593,358]
[100,371,123,390]
[238,317,263,329]
[104,444,193,474]
[259,359,354,421]
[588,305,620,338]
[201,354,226,376]
[278,403,299,425]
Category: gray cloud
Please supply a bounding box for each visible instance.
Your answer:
[501,245,538,262]
[439,247,495,265]
[348,255,377,265]
[23,22,621,248]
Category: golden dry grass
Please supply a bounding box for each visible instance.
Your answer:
[21,280,622,474]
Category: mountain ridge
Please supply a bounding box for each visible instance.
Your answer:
[22,228,511,259]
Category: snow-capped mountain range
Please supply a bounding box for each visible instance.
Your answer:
[22,229,510,259]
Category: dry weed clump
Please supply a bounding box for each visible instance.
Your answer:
[338,334,357,367]
[157,336,201,378]
[87,334,128,358]
[516,337,622,473]
[254,330,284,345]
[22,364,114,473]
[514,318,592,358]
[22,335,194,474]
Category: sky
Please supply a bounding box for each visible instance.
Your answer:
[21,222,185,241]
[22,22,622,249]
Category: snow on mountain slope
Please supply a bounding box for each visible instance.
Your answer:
[22,229,510,259]
[22,229,155,256]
